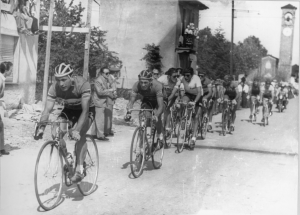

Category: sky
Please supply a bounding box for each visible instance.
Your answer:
[198,0,299,65]
[73,0,299,65]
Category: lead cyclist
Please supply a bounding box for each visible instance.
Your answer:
[35,63,95,183]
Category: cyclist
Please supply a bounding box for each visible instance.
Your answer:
[157,68,181,138]
[176,68,202,150]
[219,75,239,131]
[125,70,165,146]
[260,79,274,122]
[248,77,261,120]
[35,63,95,183]
[276,83,289,110]
[198,71,213,131]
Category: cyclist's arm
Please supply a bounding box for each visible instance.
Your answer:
[156,96,164,116]
[39,98,56,129]
[126,92,137,111]
[168,87,178,101]
[74,96,90,133]
[194,87,201,103]
[203,84,212,100]
[234,87,239,101]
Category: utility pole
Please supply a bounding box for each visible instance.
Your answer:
[83,0,93,80]
[230,0,234,77]
[0,2,2,62]
[42,0,55,108]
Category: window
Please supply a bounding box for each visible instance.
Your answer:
[0,35,15,82]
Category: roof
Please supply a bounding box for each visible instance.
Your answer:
[179,0,209,10]
[281,4,297,10]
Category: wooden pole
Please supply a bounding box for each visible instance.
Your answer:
[230,0,234,76]
[42,0,55,108]
[98,1,101,26]
[0,2,2,63]
[83,0,93,80]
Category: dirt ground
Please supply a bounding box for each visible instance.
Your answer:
[0,97,298,215]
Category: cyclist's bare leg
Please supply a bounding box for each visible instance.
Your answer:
[52,117,69,154]
[231,102,237,124]
[155,110,164,140]
[75,117,93,173]
[207,100,213,125]
[250,96,255,117]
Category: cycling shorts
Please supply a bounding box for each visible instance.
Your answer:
[59,107,95,128]
[183,92,201,106]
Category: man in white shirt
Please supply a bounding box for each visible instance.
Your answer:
[0,62,13,155]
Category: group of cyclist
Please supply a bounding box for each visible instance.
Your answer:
[34,62,292,183]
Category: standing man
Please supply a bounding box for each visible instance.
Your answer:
[93,67,116,140]
[0,62,12,155]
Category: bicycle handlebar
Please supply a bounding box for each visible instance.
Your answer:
[128,109,154,112]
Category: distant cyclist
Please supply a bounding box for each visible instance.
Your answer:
[125,70,165,146]
[35,63,95,183]
[276,83,289,110]
[260,79,274,122]
[219,75,239,131]
[198,71,213,130]
[248,76,261,120]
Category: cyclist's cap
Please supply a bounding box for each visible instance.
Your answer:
[182,68,194,75]
[138,69,152,80]
[198,71,206,76]
[54,63,73,78]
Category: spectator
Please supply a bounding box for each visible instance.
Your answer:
[238,77,249,108]
[0,62,13,155]
[105,69,118,136]
[92,67,116,141]
[152,68,160,80]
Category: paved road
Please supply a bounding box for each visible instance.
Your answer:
[0,97,298,215]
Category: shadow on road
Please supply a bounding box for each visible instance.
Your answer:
[4,144,21,152]
[193,145,297,156]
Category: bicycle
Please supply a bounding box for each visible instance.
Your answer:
[261,98,270,126]
[33,119,99,211]
[176,101,196,153]
[220,99,234,136]
[198,99,211,140]
[164,101,180,148]
[129,109,164,178]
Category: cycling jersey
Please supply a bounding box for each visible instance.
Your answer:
[223,82,238,100]
[180,75,202,96]
[250,85,260,96]
[261,85,274,99]
[201,77,212,94]
[157,75,181,98]
[131,79,164,102]
[47,76,92,110]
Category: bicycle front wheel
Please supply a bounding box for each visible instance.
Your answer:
[165,117,174,148]
[34,141,63,211]
[130,127,145,178]
[152,128,164,169]
[177,119,187,153]
[77,136,99,196]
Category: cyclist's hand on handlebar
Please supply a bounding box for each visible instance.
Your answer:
[70,130,81,141]
[246,95,250,100]
[217,98,222,103]
[124,112,132,122]
[34,128,44,140]
[232,99,237,105]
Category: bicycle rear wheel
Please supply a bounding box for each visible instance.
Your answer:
[222,111,227,136]
[177,118,187,153]
[165,117,174,148]
[201,114,208,139]
[152,128,164,169]
[34,141,63,211]
[77,137,99,196]
[130,127,145,178]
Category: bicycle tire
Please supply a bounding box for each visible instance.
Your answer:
[201,115,208,139]
[152,128,164,169]
[34,141,63,211]
[77,136,99,196]
[176,119,186,153]
[130,127,145,178]
[165,117,173,148]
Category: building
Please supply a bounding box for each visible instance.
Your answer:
[0,0,40,106]
[92,0,208,88]
[260,55,279,79]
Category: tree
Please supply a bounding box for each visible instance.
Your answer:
[233,36,268,76]
[140,43,163,72]
[37,0,122,83]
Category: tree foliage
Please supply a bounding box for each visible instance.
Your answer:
[197,26,268,80]
[37,0,122,82]
[141,43,163,72]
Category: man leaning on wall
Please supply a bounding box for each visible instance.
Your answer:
[0,62,13,156]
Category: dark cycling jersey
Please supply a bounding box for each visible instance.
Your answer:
[132,79,164,101]
[223,82,237,100]
[47,76,92,110]
[250,85,260,96]
[201,77,212,94]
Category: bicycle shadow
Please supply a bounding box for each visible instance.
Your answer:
[122,160,160,179]
[4,144,21,152]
